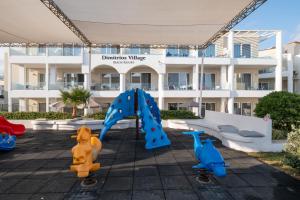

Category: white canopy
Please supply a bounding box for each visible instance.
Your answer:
[0,0,82,44]
[0,0,266,46]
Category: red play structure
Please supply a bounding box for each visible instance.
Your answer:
[0,116,25,136]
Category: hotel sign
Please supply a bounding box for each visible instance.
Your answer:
[102,55,146,64]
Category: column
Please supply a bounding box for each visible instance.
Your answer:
[49,65,56,89]
[227,97,234,114]
[275,31,282,91]
[46,97,49,112]
[193,97,200,116]
[220,65,227,89]
[220,97,226,113]
[8,63,12,112]
[227,31,235,114]
[287,53,293,93]
[8,97,12,112]
[119,73,126,92]
[45,63,49,90]
[192,64,199,90]
[158,73,164,110]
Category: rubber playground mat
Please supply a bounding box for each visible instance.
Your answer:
[0,128,299,200]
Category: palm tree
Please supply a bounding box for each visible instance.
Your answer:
[60,87,91,118]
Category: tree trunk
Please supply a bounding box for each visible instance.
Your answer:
[72,106,77,118]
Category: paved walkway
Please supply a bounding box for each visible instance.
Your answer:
[0,128,299,200]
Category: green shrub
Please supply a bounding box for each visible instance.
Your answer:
[87,112,106,120]
[283,129,300,169]
[160,110,199,119]
[272,129,288,140]
[254,91,300,131]
[0,112,72,120]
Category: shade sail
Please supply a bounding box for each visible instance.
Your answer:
[53,0,265,46]
[0,0,266,46]
[0,0,82,44]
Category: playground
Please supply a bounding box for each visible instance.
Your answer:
[0,128,299,200]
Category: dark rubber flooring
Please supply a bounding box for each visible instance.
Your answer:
[0,128,299,200]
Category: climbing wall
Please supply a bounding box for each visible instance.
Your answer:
[138,89,170,149]
[100,89,135,140]
[100,89,170,150]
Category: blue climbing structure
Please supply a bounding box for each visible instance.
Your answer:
[100,89,170,150]
[182,131,227,177]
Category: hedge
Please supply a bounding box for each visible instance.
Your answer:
[1,110,199,120]
[160,110,199,119]
[0,112,72,120]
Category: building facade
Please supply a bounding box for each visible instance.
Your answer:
[3,30,284,116]
[258,41,300,94]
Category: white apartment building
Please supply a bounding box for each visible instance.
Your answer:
[259,41,300,94]
[3,30,284,116]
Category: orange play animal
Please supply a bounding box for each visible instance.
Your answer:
[70,126,102,178]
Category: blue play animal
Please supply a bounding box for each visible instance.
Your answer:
[182,131,226,177]
[0,134,16,151]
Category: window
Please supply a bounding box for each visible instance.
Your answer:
[202,103,216,111]
[241,103,251,116]
[234,102,252,116]
[234,103,241,115]
[242,44,251,58]
[101,73,120,90]
[167,72,189,90]
[199,44,215,57]
[99,46,120,54]
[236,73,252,90]
[168,103,178,110]
[130,73,151,90]
[63,44,73,56]
[234,43,241,58]
[200,73,215,90]
[166,46,189,57]
[234,43,251,58]
[63,73,84,88]
[168,103,188,111]
[48,46,63,56]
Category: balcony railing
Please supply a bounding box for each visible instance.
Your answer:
[12,82,46,90]
[165,84,193,90]
[49,82,84,90]
[236,83,274,90]
[90,83,120,91]
[127,83,157,91]
[10,47,82,56]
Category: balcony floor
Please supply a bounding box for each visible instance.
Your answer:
[0,128,299,200]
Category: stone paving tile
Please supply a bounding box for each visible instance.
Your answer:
[164,189,199,200]
[134,165,159,177]
[133,176,162,190]
[6,178,47,194]
[30,193,65,200]
[0,194,32,200]
[102,176,133,191]
[132,190,165,200]
[161,176,192,190]
[158,165,184,176]
[0,129,299,200]
[39,177,77,193]
[100,190,132,200]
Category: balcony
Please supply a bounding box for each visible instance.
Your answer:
[164,84,193,91]
[127,83,157,91]
[90,83,120,91]
[12,82,46,90]
[49,82,84,90]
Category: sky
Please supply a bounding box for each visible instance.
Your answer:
[235,0,300,48]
